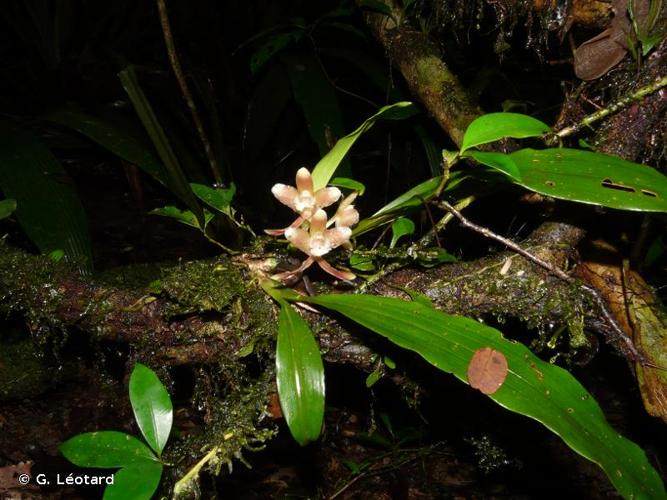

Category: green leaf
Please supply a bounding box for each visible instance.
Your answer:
[329,177,366,195]
[250,29,304,74]
[190,183,236,217]
[299,294,666,499]
[118,67,202,223]
[465,151,522,180]
[353,176,440,238]
[0,198,16,220]
[103,462,163,500]
[399,287,433,307]
[359,0,394,16]
[472,148,667,212]
[129,363,173,457]
[276,303,325,446]
[284,51,349,174]
[461,112,551,153]
[311,102,418,190]
[416,247,458,267]
[0,120,93,271]
[42,108,172,191]
[390,217,415,248]
[61,431,158,467]
[365,368,382,388]
[150,206,213,230]
[372,176,440,217]
[48,249,65,262]
[349,253,375,272]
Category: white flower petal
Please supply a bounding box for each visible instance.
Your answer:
[295,167,313,193]
[309,234,332,257]
[325,227,352,250]
[285,227,311,255]
[314,187,341,208]
[335,206,359,228]
[310,209,328,234]
[271,184,299,211]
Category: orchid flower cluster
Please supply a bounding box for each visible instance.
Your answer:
[267,167,358,281]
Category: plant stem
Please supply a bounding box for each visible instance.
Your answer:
[436,200,656,367]
[555,75,667,139]
[156,0,224,185]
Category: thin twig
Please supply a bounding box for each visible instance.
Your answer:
[437,200,657,367]
[554,75,667,139]
[156,0,223,184]
[357,197,473,293]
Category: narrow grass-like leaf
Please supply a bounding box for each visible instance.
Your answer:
[300,294,666,499]
[276,302,325,446]
[118,67,202,222]
[103,462,163,500]
[372,176,440,217]
[0,120,92,271]
[129,363,173,457]
[61,431,158,467]
[311,102,418,190]
[470,148,667,212]
[0,199,16,220]
[461,112,551,152]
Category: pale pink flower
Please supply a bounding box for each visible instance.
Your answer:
[275,209,356,281]
[266,167,341,235]
[329,192,359,229]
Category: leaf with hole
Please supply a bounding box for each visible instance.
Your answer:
[469,148,667,212]
[297,293,666,499]
[129,363,173,457]
[276,302,325,446]
[461,112,551,152]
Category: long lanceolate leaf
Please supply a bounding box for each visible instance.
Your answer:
[0,120,93,271]
[276,302,325,446]
[300,294,666,499]
[118,67,203,222]
[310,102,418,190]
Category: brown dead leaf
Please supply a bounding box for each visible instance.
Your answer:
[467,347,508,395]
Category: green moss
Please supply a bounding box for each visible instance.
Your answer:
[0,242,68,333]
[160,258,245,314]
